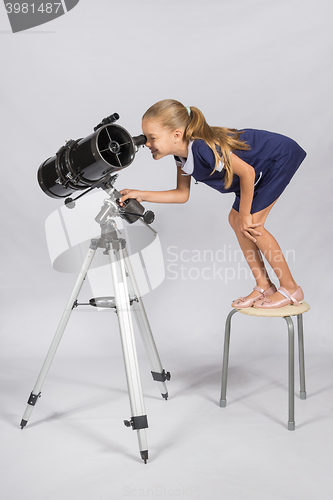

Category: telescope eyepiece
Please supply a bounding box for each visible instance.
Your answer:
[133,134,147,147]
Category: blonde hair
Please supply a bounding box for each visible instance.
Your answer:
[143,99,250,189]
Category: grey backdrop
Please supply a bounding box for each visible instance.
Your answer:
[1,0,331,355]
[1,1,332,499]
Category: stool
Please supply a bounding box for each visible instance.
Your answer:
[219,302,310,430]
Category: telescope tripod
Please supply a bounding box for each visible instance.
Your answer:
[20,216,170,464]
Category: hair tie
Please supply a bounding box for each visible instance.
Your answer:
[186,106,191,116]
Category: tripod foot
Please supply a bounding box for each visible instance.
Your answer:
[162,392,168,400]
[20,419,28,429]
[140,450,148,464]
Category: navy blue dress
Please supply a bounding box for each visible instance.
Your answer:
[175,129,306,214]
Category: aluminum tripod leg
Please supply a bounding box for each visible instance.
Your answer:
[20,241,98,428]
[122,247,170,399]
[108,241,148,463]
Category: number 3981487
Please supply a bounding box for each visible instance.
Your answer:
[5,3,62,14]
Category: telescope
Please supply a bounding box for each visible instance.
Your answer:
[21,113,169,463]
[37,113,153,224]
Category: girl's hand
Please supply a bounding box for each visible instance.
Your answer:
[239,214,262,243]
[118,189,144,205]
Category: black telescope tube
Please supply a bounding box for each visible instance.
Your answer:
[37,117,145,200]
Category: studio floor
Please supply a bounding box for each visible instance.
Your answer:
[1,348,332,500]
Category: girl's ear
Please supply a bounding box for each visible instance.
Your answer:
[174,128,184,142]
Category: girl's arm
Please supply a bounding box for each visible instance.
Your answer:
[119,166,191,204]
[231,153,262,242]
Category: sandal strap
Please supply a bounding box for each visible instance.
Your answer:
[278,287,300,306]
[253,285,273,299]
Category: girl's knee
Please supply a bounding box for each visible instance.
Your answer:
[228,209,239,230]
[229,208,268,231]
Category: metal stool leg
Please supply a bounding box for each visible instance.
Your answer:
[284,316,295,431]
[220,309,238,407]
[297,314,307,400]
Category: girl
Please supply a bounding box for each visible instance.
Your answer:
[119,99,306,309]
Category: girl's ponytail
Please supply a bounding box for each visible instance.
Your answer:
[185,107,212,143]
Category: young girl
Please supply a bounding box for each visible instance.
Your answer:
[119,99,306,309]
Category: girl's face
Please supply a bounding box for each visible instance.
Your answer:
[142,118,187,160]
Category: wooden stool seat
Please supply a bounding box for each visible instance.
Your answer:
[237,301,310,318]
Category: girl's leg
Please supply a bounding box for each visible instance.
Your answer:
[251,209,299,301]
[229,199,299,302]
[229,208,273,302]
